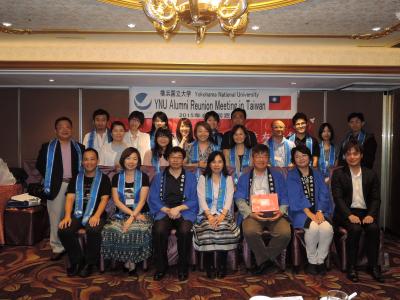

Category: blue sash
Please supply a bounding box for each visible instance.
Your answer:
[205,175,227,214]
[319,142,336,178]
[152,154,160,173]
[230,146,251,185]
[268,138,291,167]
[115,170,143,219]
[288,134,313,155]
[343,131,366,147]
[190,141,219,164]
[150,132,155,149]
[74,168,102,225]
[88,129,112,149]
[44,139,82,195]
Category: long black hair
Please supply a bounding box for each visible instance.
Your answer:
[149,111,169,135]
[203,151,229,178]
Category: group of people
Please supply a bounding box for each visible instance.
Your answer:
[35,107,383,284]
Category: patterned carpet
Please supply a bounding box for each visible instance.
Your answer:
[1,235,400,300]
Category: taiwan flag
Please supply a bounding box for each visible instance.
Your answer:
[269,96,291,110]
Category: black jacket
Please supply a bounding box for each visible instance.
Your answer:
[36,140,85,200]
[331,166,380,224]
[338,132,377,169]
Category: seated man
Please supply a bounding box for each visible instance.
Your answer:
[331,140,383,283]
[234,144,291,274]
[58,148,111,277]
[148,146,199,281]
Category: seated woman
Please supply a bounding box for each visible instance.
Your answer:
[176,118,194,149]
[101,147,152,276]
[143,128,173,172]
[223,124,252,185]
[58,148,111,277]
[99,121,128,169]
[287,145,333,275]
[193,151,240,279]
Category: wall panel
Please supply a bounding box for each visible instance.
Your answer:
[297,91,325,137]
[0,88,18,166]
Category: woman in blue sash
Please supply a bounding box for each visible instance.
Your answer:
[223,125,252,185]
[148,111,171,149]
[176,118,194,149]
[101,147,152,276]
[193,151,240,279]
[58,148,111,277]
[318,123,337,182]
[143,128,173,172]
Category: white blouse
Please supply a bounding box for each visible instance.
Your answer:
[123,131,151,162]
[99,142,128,167]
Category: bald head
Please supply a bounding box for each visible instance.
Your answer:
[271,120,286,138]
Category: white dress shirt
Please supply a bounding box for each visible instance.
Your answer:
[123,130,151,161]
[350,168,367,209]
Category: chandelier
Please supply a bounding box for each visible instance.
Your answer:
[142,0,248,43]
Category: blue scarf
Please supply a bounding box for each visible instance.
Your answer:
[150,132,155,149]
[88,129,112,149]
[343,131,366,147]
[268,138,291,167]
[190,141,218,164]
[289,134,313,154]
[44,139,82,195]
[319,142,336,178]
[152,154,161,173]
[115,169,143,219]
[212,131,222,147]
[205,175,227,214]
[74,168,102,225]
[230,146,251,185]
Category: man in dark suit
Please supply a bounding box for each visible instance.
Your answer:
[331,140,383,283]
[36,117,85,260]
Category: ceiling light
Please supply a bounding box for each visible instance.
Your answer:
[2,22,12,27]
[49,79,55,82]
[143,0,248,43]
[127,23,136,28]
[372,27,381,31]
[291,82,297,85]
[171,80,176,84]
[251,25,260,31]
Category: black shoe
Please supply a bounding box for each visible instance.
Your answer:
[368,265,384,283]
[153,270,166,281]
[305,263,319,275]
[79,264,93,278]
[252,260,274,275]
[347,265,359,282]
[128,269,137,277]
[50,251,65,261]
[317,264,327,275]
[216,266,227,279]
[178,270,188,281]
[67,263,83,277]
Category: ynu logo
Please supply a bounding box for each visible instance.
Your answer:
[134,93,152,110]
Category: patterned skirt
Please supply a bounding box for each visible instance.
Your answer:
[101,215,153,263]
[193,217,240,252]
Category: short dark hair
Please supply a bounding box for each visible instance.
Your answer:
[318,122,335,142]
[128,111,145,125]
[347,112,365,123]
[166,146,186,160]
[110,121,126,131]
[231,108,247,120]
[54,116,72,129]
[291,145,312,164]
[204,111,220,123]
[292,112,308,125]
[83,147,99,159]
[231,124,252,149]
[119,147,142,169]
[252,144,270,157]
[343,140,364,155]
[176,118,194,143]
[203,151,229,177]
[92,109,110,121]
[194,121,213,142]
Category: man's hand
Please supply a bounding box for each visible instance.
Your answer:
[348,214,361,224]
[263,210,283,222]
[88,215,100,227]
[169,207,181,219]
[363,215,374,224]
[59,216,72,229]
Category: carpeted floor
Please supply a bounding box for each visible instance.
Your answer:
[1,235,399,300]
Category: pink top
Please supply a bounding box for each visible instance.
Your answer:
[61,141,72,179]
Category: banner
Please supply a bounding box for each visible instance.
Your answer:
[128,87,298,143]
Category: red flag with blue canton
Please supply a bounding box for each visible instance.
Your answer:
[269,96,291,110]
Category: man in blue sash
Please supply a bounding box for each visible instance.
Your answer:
[234,144,291,274]
[287,112,320,168]
[267,120,295,167]
[58,148,111,277]
[83,109,112,152]
[338,112,377,169]
[36,117,85,260]
[149,147,199,281]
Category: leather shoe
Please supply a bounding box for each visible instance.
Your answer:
[153,270,166,281]
[346,265,359,282]
[128,269,137,277]
[305,263,319,275]
[50,251,65,261]
[178,270,188,281]
[67,263,83,277]
[216,268,227,279]
[79,264,93,278]
[252,260,274,275]
[368,265,384,283]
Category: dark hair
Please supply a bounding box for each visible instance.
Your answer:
[176,118,194,143]
[54,116,72,129]
[291,145,312,164]
[343,140,364,155]
[128,110,145,125]
[119,147,142,169]
[347,112,365,123]
[166,146,186,160]
[83,147,99,159]
[252,144,270,157]
[110,121,126,131]
[92,109,110,121]
[152,127,173,159]
[204,111,220,123]
[231,108,247,120]
[194,121,213,143]
[231,124,252,149]
[203,151,229,177]
[150,111,169,134]
[292,112,308,125]
[318,122,335,142]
